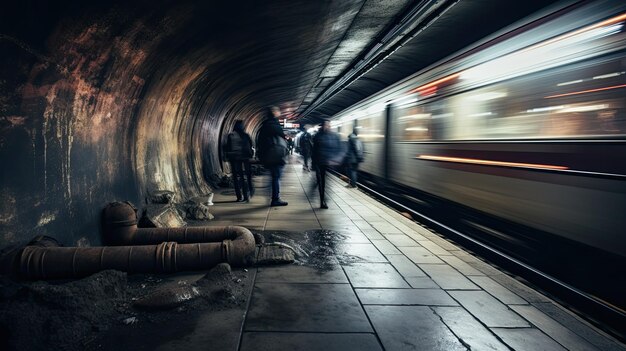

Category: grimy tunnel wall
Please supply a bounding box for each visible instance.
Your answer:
[0,0,347,247]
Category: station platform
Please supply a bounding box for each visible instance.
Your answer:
[200,157,626,351]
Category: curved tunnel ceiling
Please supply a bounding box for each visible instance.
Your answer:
[0,0,566,246]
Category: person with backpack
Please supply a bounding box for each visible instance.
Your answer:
[256,106,288,207]
[312,120,342,209]
[299,129,313,171]
[225,120,254,202]
[345,127,364,188]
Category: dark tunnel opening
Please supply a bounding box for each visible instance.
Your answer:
[0,0,355,246]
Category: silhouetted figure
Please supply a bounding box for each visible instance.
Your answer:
[299,129,313,171]
[345,128,364,188]
[287,136,294,155]
[257,106,288,206]
[312,120,341,209]
[225,120,254,202]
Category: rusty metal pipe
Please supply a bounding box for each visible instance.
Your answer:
[102,202,255,266]
[19,241,228,280]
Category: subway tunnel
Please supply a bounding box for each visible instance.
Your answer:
[0,0,562,247]
[2,0,626,350]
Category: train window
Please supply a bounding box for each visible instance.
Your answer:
[394,103,433,141]
[332,120,353,140]
[358,112,385,142]
[404,54,626,140]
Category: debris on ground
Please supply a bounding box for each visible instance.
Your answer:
[255,244,296,265]
[0,262,251,351]
[139,204,187,227]
[181,201,214,220]
[134,283,200,310]
[147,190,175,204]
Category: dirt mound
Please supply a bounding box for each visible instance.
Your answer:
[0,270,127,350]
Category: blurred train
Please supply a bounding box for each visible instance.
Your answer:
[330,0,626,259]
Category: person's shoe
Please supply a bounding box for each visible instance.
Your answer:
[243,198,250,203]
[320,202,328,209]
[236,198,245,202]
[270,199,288,207]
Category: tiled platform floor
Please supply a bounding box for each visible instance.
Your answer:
[208,157,626,351]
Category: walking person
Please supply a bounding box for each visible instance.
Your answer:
[312,120,341,209]
[299,128,313,171]
[345,128,364,188]
[256,106,288,207]
[224,120,254,202]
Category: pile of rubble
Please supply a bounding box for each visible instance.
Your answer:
[141,190,215,226]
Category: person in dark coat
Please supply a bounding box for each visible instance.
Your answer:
[256,106,288,206]
[344,128,364,188]
[312,120,341,209]
[299,129,313,171]
[225,120,254,202]
[287,136,294,155]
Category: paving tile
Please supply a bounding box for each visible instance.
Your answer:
[366,306,467,351]
[419,264,479,290]
[492,328,567,351]
[467,260,504,276]
[320,222,361,232]
[419,241,450,255]
[409,224,436,237]
[361,229,385,240]
[246,283,372,332]
[398,246,445,264]
[428,237,461,251]
[448,291,530,328]
[360,215,386,222]
[490,274,551,303]
[433,307,510,351]
[384,234,419,247]
[439,255,484,276]
[312,210,345,217]
[371,239,401,254]
[334,231,371,244]
[451,250,481,263]
[240,333,382,351]
[532,302,626,351]
[405,276,439,288]
[405,231,428,241]
[256,264,348,284]
[315,215,351,224]
[357,288,457,306]
[345,212,363,220]
[153,308,246,351]
[353,220,375,231]
[337,243,387,263]
[369,221,402,234]
[469,276,527,305]
[264,220,320,231]
[511,305,600,351]
[385,254,426,278]
[390,222,415,235]
[343,263,410,288]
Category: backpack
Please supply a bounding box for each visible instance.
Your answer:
[300,132,313,151]
[353,137,365,163]
[263,135,287,165]
[226,132,253,160]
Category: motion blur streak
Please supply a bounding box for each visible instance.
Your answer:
[417,155,569,170]
[544,84,626,98]
[409,73,460,93]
